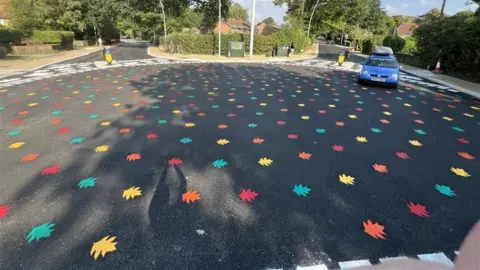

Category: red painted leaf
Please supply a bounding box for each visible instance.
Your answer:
[395,152,410,159]
[120,128,131,134]
[182,190,200,204]
[458,152,474,160]
[83,106,93,112]
[146,133,158,139]
[287,133,298,140]
[239,189,258,203]
[457,138,470,144]
[168,158,183,166]
[318,110,326,114]
[218,124,228,129]
[41,165,61,175]
[0,205,10,219]
[11,119,23,125]
[126,153,141,161]
[373,164,388,173]
[136,114,144,119]
[363,220,386,240]
[280,108,288,112]
[332,145,344,152]
[252,138,264,144]
[277,121,286,125]
[299,152,312,160]
[408,202,430,217]
[227,113,236,118]
[58,127,70,134]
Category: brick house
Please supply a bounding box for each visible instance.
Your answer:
[0,9,9,26]
[396,23,418,37]
[215,19,251,34]
[256,23,280,36]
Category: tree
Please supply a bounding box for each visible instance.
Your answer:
[229,3,247,21]
[191,0,230,30]
[262,17,276,25]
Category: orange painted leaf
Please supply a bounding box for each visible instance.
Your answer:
[51,119,62,125]
[146,133,158,139]
[126,153,141,161]
[21,153,40,162]
[18,110,29,115]
[168,158,183,166]
[373,164,388,173]
[239,189,258,203]
[458,152,474,160]
[120,128,131,134]
[299,152,312,160]
[407,202,430,217]
[363,220,386,240]
[218,124,228,129]
[252,137,264,144]
[335,122,345,127]
[182,190,200,204]
[332,145,344,152]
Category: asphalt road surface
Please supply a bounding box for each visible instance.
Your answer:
[0,46,480,269]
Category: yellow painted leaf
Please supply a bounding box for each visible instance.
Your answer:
[450,167,471,177]
[463,113,473,118]
[442,116,453,121]
[217,139,230,145]
[356,136,368,143]
[185,122,195,128]
[84,100,92,104]
[349,114,357,119]
[112,103,121,107]
[409,140,422,147]
[100,121,111,127]
[8,142,25,149]
[260,103,267,106]
[383,111,392,116]
[90,235,117,260]
[172,110,181,114]
[328,104,336,108]
[27,92,36,96]
[258,157,273,167]
[28,103,38,107]
[122,186,142,200]
[339,174,355,185]
[95,145,109,152]
[301,116,310,120]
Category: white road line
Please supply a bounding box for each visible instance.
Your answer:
[379,256,408,263]
[417,252,454,266]
[296,264,329,270]
[338,260,372,268]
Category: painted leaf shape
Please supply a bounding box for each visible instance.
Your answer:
[146,133,158,139]
[90,236,117,260]
[185,122,195,127]
[95,145,109,152]
[58,127,70,134]
[409,140,422,147]
[212,159,228,168]
[252,137,264,144]
[457,138,470,144]
[407,202,430,217]
[332,145,344,152]
[299,152,312,160]
[0,205,10,219]
[373,164,388,173]
[120,128,131,134]
[258,157,273,166]
[51,119,62,125]
[293,185,311,196]
[363,220,386,240]
[287,133,298,139]
[458,152,474,160]
[27,222,55,243]
[339,174,355,185]
[435,184,456,197]
[126,153,141,161]
[122,187,142,200]
[217,139,230,145]
[78,177,96,188]
[41,165,61,175]
[21,153,39,162]
[356,137,368,143]
[239,189,258,202]
[168,158,183,166]
[395,151,410,159]
[450,167,470,177]
[8,142,25,149]
[218,124,228,129]
[71,137,85,144]
[182,190,200,204]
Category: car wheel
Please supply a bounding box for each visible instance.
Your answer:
[358,79,364,85]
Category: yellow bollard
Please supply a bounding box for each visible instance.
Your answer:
[338,54,345,66]
[104,47,113,65]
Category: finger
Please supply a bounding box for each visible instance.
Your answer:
[454,221,480,269]
[355,259,451,270]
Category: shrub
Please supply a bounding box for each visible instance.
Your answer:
[25,31,75,44]
[361,40,374,54]
[383,36,406,53]
[401,37,418,55]
[0,29,25,45]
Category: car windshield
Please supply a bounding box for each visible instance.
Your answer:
[366,58,397,68]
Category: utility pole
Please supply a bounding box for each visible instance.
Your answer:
[307,0,329,38]
[218,0,222,56]
[440,0,446,17]
[159,0,167,42]
[248,0,256,57]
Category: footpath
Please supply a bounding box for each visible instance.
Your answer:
[148,43,319,63]
[0,46,101,78]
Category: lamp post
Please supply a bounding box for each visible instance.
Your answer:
[159,0,167,42]
[307,0,329,38]
[218,0,222,56]
[248,0,256,57]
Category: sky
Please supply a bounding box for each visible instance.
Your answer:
[232,0,479,24]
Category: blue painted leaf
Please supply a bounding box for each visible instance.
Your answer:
[316,128,326,134]
[452,127,464,132]
[27,222,55,243]
[70,137,85,144]
[180,137,192,144]
[414,129,427,135]
[293,185,311,196]
[256,112,264,116]
[158,119,168,124]
[370,128,382,133]
[435,184,456,197]
[212,159,228,168]
[248,123,258,128]
[78,177,96,188]
[89,113,99,119]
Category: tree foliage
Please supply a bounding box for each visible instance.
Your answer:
[262,17,276,25]
[229,3,247,21]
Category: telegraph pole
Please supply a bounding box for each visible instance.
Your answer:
[218,0,222,56]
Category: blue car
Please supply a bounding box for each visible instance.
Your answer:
[359,48,400,88]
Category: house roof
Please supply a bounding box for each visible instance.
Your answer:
[0,10,8,19]
[223,19,250,29]
[256,23,280,30]
[397,23,417,36]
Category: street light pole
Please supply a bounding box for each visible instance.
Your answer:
[307,0,329,38]
[159,0,167,42]
[249,0,256,57]
[218,0,222,57]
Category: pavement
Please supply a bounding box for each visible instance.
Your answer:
[0,41,480,269]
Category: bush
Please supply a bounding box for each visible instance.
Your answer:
[162,27,310,55]
[401,37,418,55]
[0,28,25,45]
[361,40,374,54]
[25,31,75,44]
[383,36,406,53]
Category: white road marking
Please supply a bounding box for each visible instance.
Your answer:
[379,256,408,263]
[338,260,372,268]
[417,252,454,266]
[296,264,329,270]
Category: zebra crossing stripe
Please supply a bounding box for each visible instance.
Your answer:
[417,252,454,266]
[338,259,372,268]
[379,256,408,263]
[296,264,328,270]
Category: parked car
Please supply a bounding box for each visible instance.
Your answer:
[358,46,399,88]
[326,40,335,44]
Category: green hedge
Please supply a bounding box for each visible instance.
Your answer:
[25,31,75,44]
[163,27,310,55]
[361,40,374,54]
[383,36,406,53]
[0,29,25,45]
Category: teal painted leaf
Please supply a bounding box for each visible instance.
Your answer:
[452,127,464,132]
[212,159,228,168]
[290,94,297,98]
[414,129,427,135]
[334,98,340,102]
[212,105,220,109]
[435,184,456,197]
[27,222,55,243]
[250,97,257,100]
[78,177,96,188]
[316,128,326,134]
[314,93,320,96]
[158,119,167,124]
[248,123,258,128]
[110,97,117,100]
[180,137,192,144]
[256,112,264,116]
[357,101,364,104]
[41,96,49,99]
[88,94,95,98]
[293,185,311,196]
[152,105,160,109]
[0,106,5,111]
[370,128,382,133]
[89,113,99,119]
[51,110,62,115]
[7,129,22,136]
[70,137,85,144]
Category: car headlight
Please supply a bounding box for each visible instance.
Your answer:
[391,73,398,80]
[362,70,369,75]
